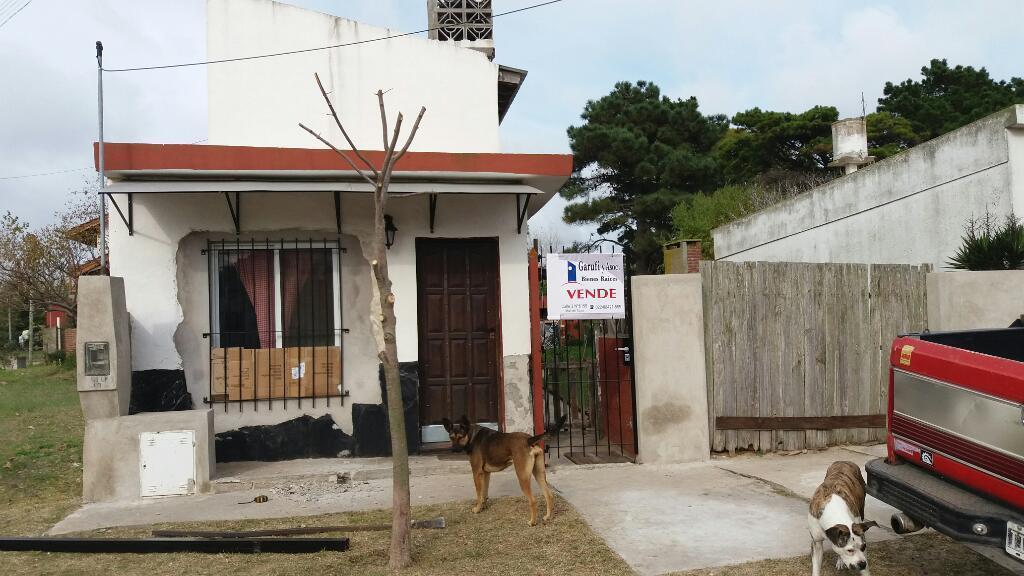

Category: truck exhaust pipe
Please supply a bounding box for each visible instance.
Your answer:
[891,513,924,534]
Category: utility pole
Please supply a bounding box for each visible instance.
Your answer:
[97,41,107,275]
[27,299,33,367]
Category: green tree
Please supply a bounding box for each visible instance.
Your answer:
[878,59,1024,145]
[0,189,99,324]
[671,185,752,259]
[562,81,728,273]
[714,105,837,183]
[865,111,919,160]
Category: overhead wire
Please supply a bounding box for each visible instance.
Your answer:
[0,138,208,179]
[103,0,565,73]
[0,167,92,180]
[0,0,33,30]
[0,0,22,19]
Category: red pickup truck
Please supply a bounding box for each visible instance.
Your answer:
[867,325,1024,570]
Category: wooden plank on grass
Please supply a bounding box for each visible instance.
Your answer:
[0,536,350,554]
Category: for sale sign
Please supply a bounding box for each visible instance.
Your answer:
[546,253,626,320]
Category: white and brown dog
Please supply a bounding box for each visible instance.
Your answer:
[807,461,878,575]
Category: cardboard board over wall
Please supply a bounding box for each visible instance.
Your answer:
[211,346,342,401]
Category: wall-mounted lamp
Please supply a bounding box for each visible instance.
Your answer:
[384,214,398,249]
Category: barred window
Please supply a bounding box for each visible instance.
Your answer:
[208,239,343,406]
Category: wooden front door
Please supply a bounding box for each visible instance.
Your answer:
[417,239,501,427]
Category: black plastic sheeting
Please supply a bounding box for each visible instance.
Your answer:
[215,414,354,462]
[352,403,391,457]
[379,361,420,454]
[350,361,421,457]
[129,370,193,414]
[213,361,419,461]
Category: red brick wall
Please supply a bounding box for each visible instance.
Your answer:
[62,328,76,354]
[686,241,702,273]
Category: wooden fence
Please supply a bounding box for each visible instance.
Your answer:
[700,261,929,453]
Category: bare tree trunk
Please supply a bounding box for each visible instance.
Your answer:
[27,299,33,366]
[372,228,411,568]
[301,74,424,569]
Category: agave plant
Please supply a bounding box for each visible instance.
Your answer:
[948,211,1024,270]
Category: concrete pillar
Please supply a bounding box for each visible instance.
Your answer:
[76,276,132,420]
[631,274,710,464]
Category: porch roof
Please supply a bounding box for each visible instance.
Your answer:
[94,142,572,199]
[94,142,573,235]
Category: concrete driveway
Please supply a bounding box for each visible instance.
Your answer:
[547,444,900,576]
[55,443,983,576]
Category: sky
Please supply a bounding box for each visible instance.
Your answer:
[1,0,1022,245]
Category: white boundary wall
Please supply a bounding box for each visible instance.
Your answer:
[927,270,1024,331]
[713,106,1024,270]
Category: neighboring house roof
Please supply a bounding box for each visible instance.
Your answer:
[497,65,527,123]
[94,142,573,216]
[65,217,100,247]
[75,257,105,276]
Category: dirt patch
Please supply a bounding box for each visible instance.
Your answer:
[265,478,385,502]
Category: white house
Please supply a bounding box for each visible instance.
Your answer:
[98,0,570,459]
[712,105,1024,269]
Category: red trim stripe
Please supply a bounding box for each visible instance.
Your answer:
[893,436,1024,510]
[94,142,573,177]
[892,413,1024,485]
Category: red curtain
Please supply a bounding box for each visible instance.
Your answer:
[235,251,276,348]
[280,250,313,344]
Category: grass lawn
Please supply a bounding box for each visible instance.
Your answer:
[0,364,84,536]
[0,364,634,575]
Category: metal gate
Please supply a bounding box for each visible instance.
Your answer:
[532,243,638,464]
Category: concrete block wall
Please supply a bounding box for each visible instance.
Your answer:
[927,270,1024,331]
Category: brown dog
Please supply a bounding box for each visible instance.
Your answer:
[442,416,564,526]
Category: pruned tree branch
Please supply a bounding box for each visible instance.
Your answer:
[377,89,389,152]
[298,123,376,187]
[393,107,426,166]
[378,113,404,212]
[314,73,379,178]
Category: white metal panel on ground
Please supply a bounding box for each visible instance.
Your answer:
[139,430,196,498]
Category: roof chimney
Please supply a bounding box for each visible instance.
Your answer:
[828,117,875,174]
[427,0,495,60]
